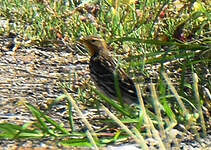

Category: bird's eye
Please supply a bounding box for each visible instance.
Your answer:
[91,40,96,43]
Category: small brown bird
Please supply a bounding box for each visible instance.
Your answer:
[80,36,138,104]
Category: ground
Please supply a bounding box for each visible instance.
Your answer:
[0,35,211,149]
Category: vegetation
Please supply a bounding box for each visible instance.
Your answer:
[0,0,210,149]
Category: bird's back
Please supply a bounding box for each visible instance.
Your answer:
[89,52,139,104]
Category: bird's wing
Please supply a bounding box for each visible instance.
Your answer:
[90,54,138,103]
[89,54,117,98]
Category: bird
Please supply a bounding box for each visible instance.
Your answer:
[79,36,139,104]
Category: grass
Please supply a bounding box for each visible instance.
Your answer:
[0,0,210,149]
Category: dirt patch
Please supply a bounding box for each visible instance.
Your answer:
[0,35,89,122]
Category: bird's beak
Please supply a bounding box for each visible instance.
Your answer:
[79,37,88,44]
[78,37,96,56]
[79,37,90,49]
[79,38,84,44]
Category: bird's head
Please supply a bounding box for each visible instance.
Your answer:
[79,36,108,57]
